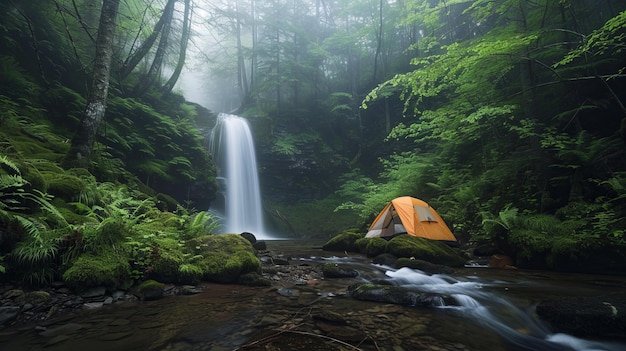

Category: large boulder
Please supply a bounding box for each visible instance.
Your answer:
[385,235,466,267]
[355,237,388,257]
[62,250,131,289]
[536,293,626,340]
[322,231,363,252]
[186,234,261,283]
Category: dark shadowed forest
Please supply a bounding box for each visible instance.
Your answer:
[0,0,625,289]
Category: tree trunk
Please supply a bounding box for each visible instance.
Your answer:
[133,0,174,97]
[161,0,192,94]
[63,0,120,169]
[119,0,176,80]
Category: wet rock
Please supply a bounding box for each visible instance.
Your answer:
[272,257,290,265]
[80,286,106,298]
[111,290,125,301]
[0,306,20,326]
[349,283,452,307]
[349,283,422,305]
[536,293,626,339]
[180,285,203,295]
[240,232,257,244]
[372,253,398,266]
[322,263,358,278]
[2,289,24,300]
[253,241,267,250]
[25,291,51,304]
[277,288,300,297]
[138,280,165,301]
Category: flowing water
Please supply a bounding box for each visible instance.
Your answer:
[1,240,625,351]
[208,114,267,238]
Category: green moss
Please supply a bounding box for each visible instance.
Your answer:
[19,163,46,191]
[355,237,388,257]
[24,291,51,304]
[138,279,165,300]
[156,193,179,212]
[385,235,466,267]
[139,279,165,290]
[43,172,85,200]
[151,238,185,283]
[62,251,131,289]
[178,263,203,284]
[322,232,364,252]
[187,234,261,283]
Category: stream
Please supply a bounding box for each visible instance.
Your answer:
[1,239,625,351]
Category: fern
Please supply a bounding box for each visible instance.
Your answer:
[182,211,221,239]
[12,217,59,266]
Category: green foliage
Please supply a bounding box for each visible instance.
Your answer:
[181,211,221,239]
[178,263,203,284]
[273,195,360,238]
[555,11,626,72]
[271,132,321,156]
[0,56,38,99]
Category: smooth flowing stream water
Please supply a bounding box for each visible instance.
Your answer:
[1,240,624,351]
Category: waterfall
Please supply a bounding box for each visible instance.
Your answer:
[209,113,268,238]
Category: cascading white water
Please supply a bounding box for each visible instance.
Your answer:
[385,267,626,351]
[209,113,267,238]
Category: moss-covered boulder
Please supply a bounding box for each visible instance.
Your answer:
[322,231,364,252]
[150,238,185,283]
[385,235,466,267]
[355,237,388,257]
[43,172,85,200]
[187,234,261,283]
[137,279,165,301]
[62,251,131,289]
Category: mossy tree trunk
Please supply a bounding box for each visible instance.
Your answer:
[64,0,120,169]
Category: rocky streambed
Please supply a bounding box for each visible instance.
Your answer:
[1,239,625,351]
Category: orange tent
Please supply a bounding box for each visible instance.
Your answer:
[365,196,456,241]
